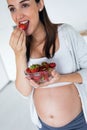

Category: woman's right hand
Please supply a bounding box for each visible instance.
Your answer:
[9,27,26,58]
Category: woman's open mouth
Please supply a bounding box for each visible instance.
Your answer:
[19,20,29,30]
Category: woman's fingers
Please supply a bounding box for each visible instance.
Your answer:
[29,79,40,88]
[16,31,24,50]
[9,28,20,49]
[51,70,61,80]
[9,28,26,55]
[38,70,61,88]
[22,31,26,48]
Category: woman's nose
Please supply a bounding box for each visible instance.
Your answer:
[16,11,24,21]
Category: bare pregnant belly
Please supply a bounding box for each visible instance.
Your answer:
[33,84,82,127]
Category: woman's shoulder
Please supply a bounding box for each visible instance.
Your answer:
[57,23,79,39]
[57,23,75,32]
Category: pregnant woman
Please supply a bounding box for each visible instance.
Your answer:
[7,0,87,129]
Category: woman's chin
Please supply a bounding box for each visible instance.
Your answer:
[25,30,31,36]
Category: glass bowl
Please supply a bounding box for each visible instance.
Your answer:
[24,70,52,83]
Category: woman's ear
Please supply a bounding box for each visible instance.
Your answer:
[37,0,44,12]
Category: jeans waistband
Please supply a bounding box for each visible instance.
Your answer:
[39,111,86,130]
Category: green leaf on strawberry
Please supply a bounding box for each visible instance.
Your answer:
[41,62,49,69]
[30,64,40,73]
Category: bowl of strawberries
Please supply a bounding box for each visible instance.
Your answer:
[24,62,56,83]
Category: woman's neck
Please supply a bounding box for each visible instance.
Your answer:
[32,22,46,44]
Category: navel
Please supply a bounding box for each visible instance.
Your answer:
[50,115,54,119]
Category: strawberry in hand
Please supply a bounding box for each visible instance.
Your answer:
[19,24,28,30]
[19,21,29,30]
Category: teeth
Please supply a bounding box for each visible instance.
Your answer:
[20,20,29,24]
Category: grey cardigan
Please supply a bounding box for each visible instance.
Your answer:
[62,24,87,124]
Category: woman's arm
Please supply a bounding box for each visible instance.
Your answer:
[10,28,33,96]
[15,55,33,96]
[67,24,87,85]
[56,71,82,84]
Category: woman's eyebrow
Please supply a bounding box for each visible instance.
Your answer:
[8,0,30,8]
[8,5,13,8]
[19,0,30,4]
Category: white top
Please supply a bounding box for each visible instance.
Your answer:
[18,23,87,128]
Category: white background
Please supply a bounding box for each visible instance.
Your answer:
[0,0,87,80]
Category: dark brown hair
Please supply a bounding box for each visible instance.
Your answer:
[26,0,58,62]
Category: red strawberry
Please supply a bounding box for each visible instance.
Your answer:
[33,72,41,82]
[30,64,40,73]
[43,71,49,81]
[41,62,49,69]
[40,65,47,71]
[19,22,29,30]
[49,62,56,68]
[25,67,31,74]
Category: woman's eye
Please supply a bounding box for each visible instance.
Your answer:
[22,3,29,8]
[9,8,15,13]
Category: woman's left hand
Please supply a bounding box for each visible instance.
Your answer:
[28,70,61,88]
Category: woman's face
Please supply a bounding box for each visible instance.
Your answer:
[7,0,44,35]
